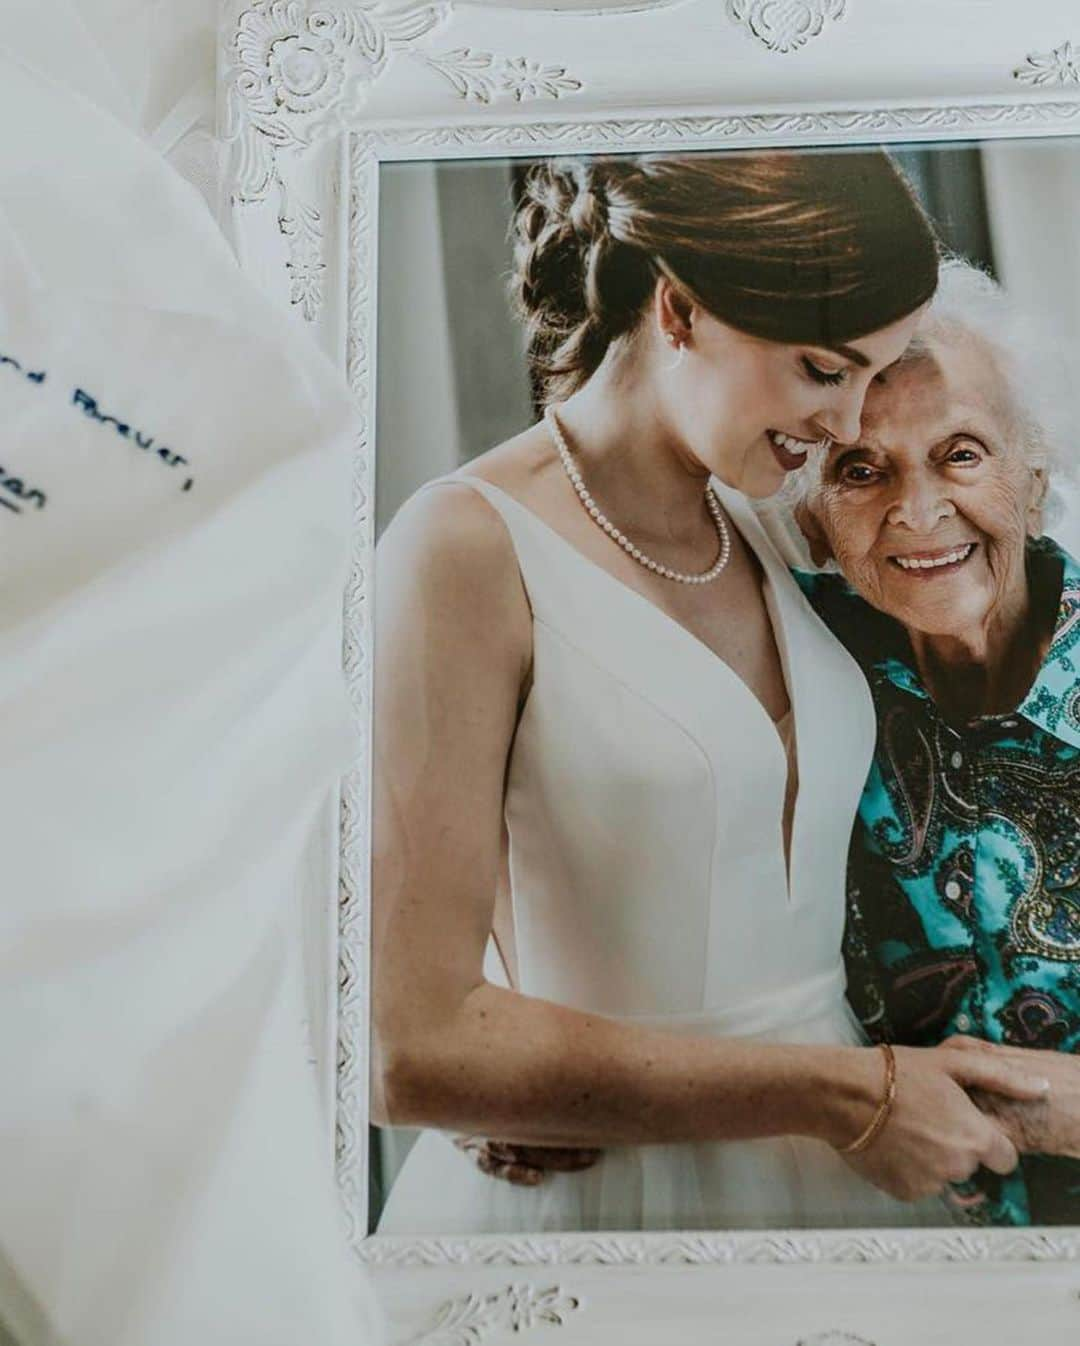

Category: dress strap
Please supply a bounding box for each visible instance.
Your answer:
[415,475,568,617]
[417,473,506,511]
[416,474,534,546]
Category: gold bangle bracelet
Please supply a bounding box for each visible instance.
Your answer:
[839,1042,898,1156]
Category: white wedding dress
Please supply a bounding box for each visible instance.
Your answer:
[378,475,947,1235]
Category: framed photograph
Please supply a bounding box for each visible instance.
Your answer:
[221,2,1080,1340]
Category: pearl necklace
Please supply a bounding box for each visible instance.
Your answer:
[544,405,732,586]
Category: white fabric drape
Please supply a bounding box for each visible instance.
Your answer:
[0,6,381,1344]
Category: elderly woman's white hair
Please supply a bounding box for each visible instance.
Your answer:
[763,257,1077,567]
[915,258,1073,485]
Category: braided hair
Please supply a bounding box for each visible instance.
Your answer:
[510,149,939,407]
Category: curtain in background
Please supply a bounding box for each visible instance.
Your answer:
[893,144,997,275]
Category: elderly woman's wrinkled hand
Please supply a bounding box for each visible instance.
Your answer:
[944,1035,1080,1159]
[453,1136,603,1186]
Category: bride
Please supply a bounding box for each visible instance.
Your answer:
[371,150,1049,1234]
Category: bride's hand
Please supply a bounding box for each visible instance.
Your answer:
[838,1042,1050,1202]
[941,1035,1080,1159]
[453,1136,602,1186]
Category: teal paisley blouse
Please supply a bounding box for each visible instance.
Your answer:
[797,537,1080,1225]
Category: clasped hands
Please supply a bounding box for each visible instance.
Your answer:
[453,1037,1080,1192]
[949,1036,1078,1159]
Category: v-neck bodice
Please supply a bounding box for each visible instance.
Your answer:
[432,474,877,1026]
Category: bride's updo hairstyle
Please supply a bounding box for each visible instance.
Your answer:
[511,149,939,406]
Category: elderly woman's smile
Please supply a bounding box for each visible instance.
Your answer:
[804,315,1054,719]
[889,542,977,573]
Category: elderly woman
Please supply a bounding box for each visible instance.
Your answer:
[796,261,1080,1225]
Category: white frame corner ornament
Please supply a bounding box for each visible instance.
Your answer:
[222,1,591,321]
[223,0,454,206]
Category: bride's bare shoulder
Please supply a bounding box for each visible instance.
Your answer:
[381,423,555,560]
[377,423,554,606]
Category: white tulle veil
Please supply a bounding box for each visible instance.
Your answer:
[0,6,380,1343]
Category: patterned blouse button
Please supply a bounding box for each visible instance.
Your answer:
[950,750,964,769]
[955,1013,973,1032]
[944,880,962,901]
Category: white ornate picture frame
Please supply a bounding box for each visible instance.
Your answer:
[219,2,1080,1340]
